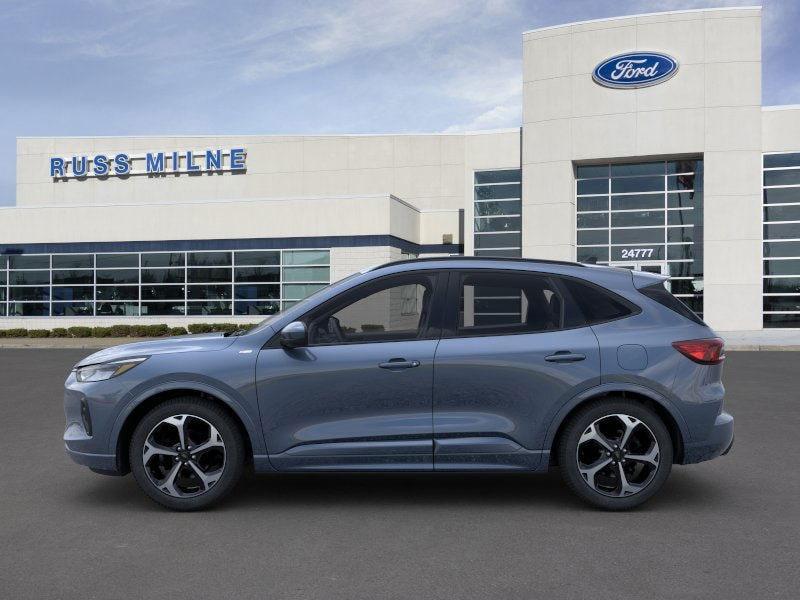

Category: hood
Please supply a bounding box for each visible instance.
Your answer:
[75,333,237,367]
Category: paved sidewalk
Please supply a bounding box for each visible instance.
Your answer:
[718,330,800,351]
[0,337,159,349]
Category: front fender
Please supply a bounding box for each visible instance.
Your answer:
[540,382,691,456]
[109,376,268,460]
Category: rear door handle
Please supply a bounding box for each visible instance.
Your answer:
[545,351,586,363]
[379,358,421,370]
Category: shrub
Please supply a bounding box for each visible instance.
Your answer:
[0,330,5,338]
[188,324,213,334]
[211,323,238,333]
[129,325,149,337]
[91,327,113,338]
[169,327,188,336]
[67,326,92,338]
[28,329,51,338]
[145,324,169,337]
[3,328,28,338]
[51,328,69,338]
[108,324,132,337]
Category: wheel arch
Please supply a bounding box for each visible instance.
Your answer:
[113,383,263,475]
[546,385,687,465]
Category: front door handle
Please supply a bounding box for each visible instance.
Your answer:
[379,358,421,370]
[545,351,586,363]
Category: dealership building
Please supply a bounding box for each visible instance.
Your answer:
[2,5,799,332]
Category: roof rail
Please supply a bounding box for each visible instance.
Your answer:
[368,255,587,271]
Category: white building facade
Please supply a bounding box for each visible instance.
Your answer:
[2,6,799,332]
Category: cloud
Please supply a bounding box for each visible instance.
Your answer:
[235,0,479,82]
[443,103,521,132]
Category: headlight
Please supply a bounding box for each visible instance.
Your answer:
[74,357,148,382]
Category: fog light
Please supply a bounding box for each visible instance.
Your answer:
[80,398,93,437]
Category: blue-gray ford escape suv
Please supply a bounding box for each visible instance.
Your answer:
[64,257,733,511]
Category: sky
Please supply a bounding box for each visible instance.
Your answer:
[1,0,798,206]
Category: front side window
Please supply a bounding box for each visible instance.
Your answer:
[309,274,437,345]
[454,271,564,336]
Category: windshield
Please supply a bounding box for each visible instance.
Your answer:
[244,272,363,336]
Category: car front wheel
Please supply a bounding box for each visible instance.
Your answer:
[129,397,245,511]
[558,398,673,510]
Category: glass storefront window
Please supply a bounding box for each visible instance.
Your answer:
[187,268,231,283]
[141,268,185,284]
[234,251,279,266]
[96,254,138,268]
[187,285,232,300]
[10,271,50,285]
[0,249,331,318]
[53,286,94,301]
[763,153,800,328]
[188,252,232,267]
[52,270,93,285]
[187,302,233,316]
[96,269,138,284]
[282,266,330,282]
[283,250,329,266]
[576,159,704,315]
[9,255,49,269]
[474,169,521,258]
[141,253,185,268]
[283,283,327,301]
[52,302,94,317]
[10,287,50,301]
[234,267,280,282]
[52,254,93,269]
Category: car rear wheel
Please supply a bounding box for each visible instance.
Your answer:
[558,398,673,510]
[129,397,245,511]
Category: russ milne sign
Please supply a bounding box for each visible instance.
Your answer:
[592,52,678,89]
[50,148,246,179]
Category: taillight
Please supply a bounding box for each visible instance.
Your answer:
[672,338,725,365]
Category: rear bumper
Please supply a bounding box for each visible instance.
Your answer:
[681,411,734,464]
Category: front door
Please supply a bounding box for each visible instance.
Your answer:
[255,271,444,471]
[432,270,601,470]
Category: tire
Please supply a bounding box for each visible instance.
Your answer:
[557,398,673,510]
[129,397,245,511]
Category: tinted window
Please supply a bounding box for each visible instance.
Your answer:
[639,282,705,325]
[309,274,436,345]
[453,272,563,336]
[96,254,138,268]
[559,278,635,325]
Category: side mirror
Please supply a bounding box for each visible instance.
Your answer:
[279,321,307,348]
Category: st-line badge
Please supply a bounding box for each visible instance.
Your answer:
[593,51,678,89]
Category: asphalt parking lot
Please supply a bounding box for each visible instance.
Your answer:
[0,349,797,599]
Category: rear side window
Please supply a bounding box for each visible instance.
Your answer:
[559,277,636,325]
[639,281,705,325]
[454,271,564,336]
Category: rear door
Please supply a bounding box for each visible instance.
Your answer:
[431,269,601,470]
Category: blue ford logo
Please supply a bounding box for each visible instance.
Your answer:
[593,52,678,89]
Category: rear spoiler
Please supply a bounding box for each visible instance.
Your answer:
[631,270,669,290]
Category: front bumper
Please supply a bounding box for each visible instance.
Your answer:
[64,419,123,475]
[681,411,734,464]
[65,444,120,475]
[63,374,127,476]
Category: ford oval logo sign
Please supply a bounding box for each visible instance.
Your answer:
[593,52,678,89]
